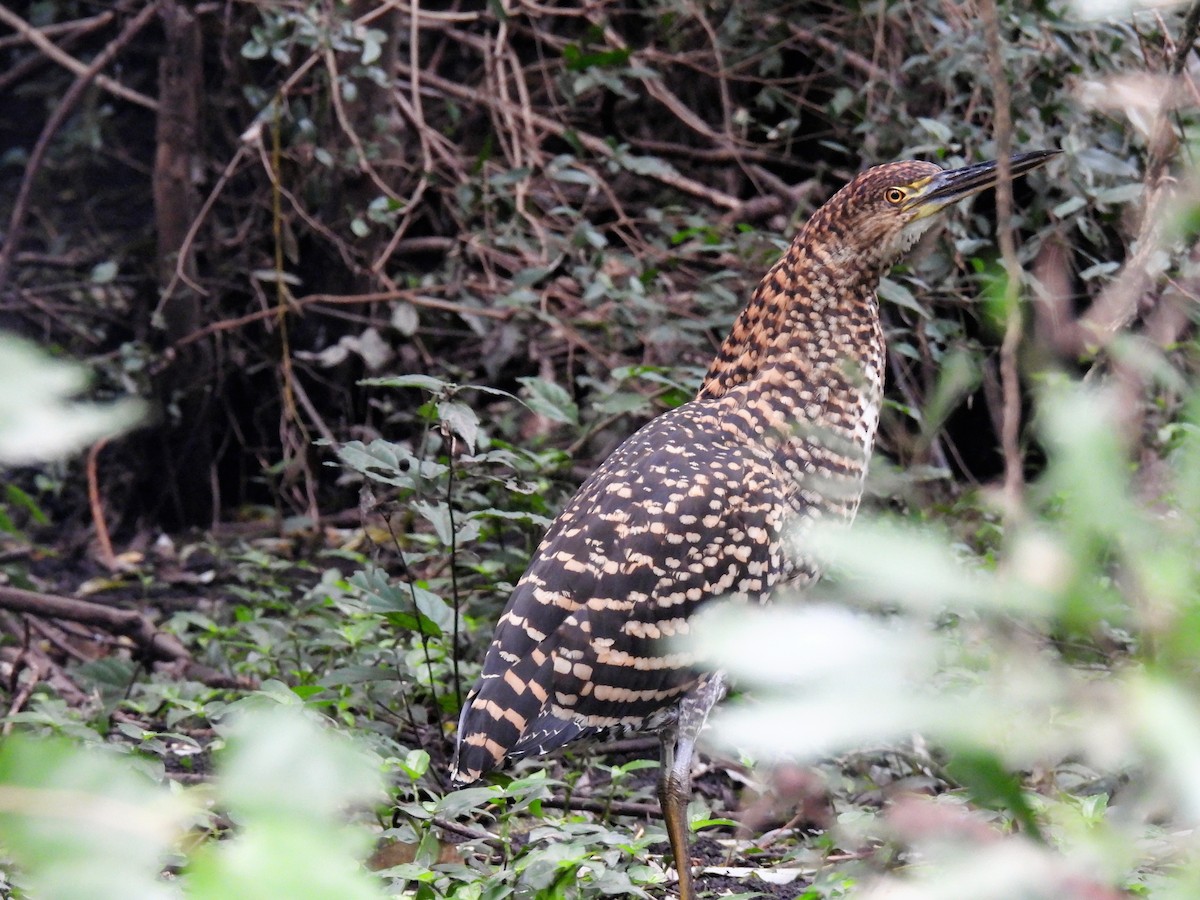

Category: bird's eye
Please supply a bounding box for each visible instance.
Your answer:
[884,187,906,205]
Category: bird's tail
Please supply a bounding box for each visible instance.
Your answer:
[450,650,555,786]
[450,647,607,786]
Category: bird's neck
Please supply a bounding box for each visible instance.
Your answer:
[698,236,887,405]
[697,236,887,514]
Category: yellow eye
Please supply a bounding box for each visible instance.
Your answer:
[884,187,906,205]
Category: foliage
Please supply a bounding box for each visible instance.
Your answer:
[0,696,389,900]
[1,0,1200,898]
[0,0,1158,521]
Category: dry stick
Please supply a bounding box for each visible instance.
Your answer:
[684,0,735,141]
[0,10,115,51]
[398,64,742,212]
[163,0,408,301]
[0,624,93,714]
[0,0,161,292]
[160,144,253,303]
[980,0,1024,524]
[0,5,157,110]
[1081,6,1198,447]
[0,24,91,95]
[170,289,512,349]
[268,111,321,523]
[784,22,889,84]
[537,796,662,818]
[591,16,756,174]
[369,3,438,273]
[1171,0,1200,74]
[323,48,403,204]
[288,375,337,447]
[445,437,463,710]
[85,437,117,571]
[0,585,189,665]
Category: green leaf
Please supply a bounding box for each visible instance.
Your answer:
[917,116,953,143]
[362,373,453,394]
[398,749,430,780]
[438,399,479,451]
[5,484,48,525]
[518,376,579,425]
[878,276,930,318]
[562,43,631,71]
[945,748,1043,841]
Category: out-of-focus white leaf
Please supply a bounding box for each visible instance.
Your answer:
[296,328,393,372]
[694,599,1102,767]
[692,603,930,686]
[694,604,940,759]
[0,335,144,464]
[215,703,383,820]
[1069,0,1181,23]
[805,520,1010,614]
[861,840,1094,899]
[0,735,191,900]
[1130,674,1200,823]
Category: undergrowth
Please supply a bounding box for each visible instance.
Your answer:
[1,0,1200,898]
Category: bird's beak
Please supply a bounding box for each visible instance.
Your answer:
[905,149,1060,217]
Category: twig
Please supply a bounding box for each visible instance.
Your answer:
[368,4,435,273]
[0,585,189,665]
[1170,0,1200,74]
[0,5,157,110]
[159,143,253,303]
[397,63,743,212]
[784,22,889,84]
[538,795,662,818]
[445,438,463,710]
[0,0,161,291]
[171,288,512,349]
[432,815,498,844]
[0,10,114,50]
[322,48,403,204]
[0,630,93,727]
[86,437,117,571]
[980,0,1025,524]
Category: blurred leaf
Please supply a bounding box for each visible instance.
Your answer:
[945,748,1043,841]
[0,735,189,900]
[807,520,1007,614]
[562,43,631,71]
[696,604,940,759]
[363,373,451,394]
[90,260,118,284]
[214,703,383,821]
[0,335,145,464]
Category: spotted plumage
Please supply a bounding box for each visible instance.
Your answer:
[450,150,1058,898]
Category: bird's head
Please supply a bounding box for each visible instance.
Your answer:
[806,150,1060,272]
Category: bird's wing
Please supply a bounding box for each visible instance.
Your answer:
[453,402,795,780]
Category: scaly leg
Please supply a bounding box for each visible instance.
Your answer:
[658,673,727,900]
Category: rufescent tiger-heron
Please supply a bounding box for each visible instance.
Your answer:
[450,149,1058,898]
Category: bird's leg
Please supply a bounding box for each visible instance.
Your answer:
[658,673,727,900]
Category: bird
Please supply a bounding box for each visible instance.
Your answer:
[450,149,1058,898]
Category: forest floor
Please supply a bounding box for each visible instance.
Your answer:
[0,520,958,899]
